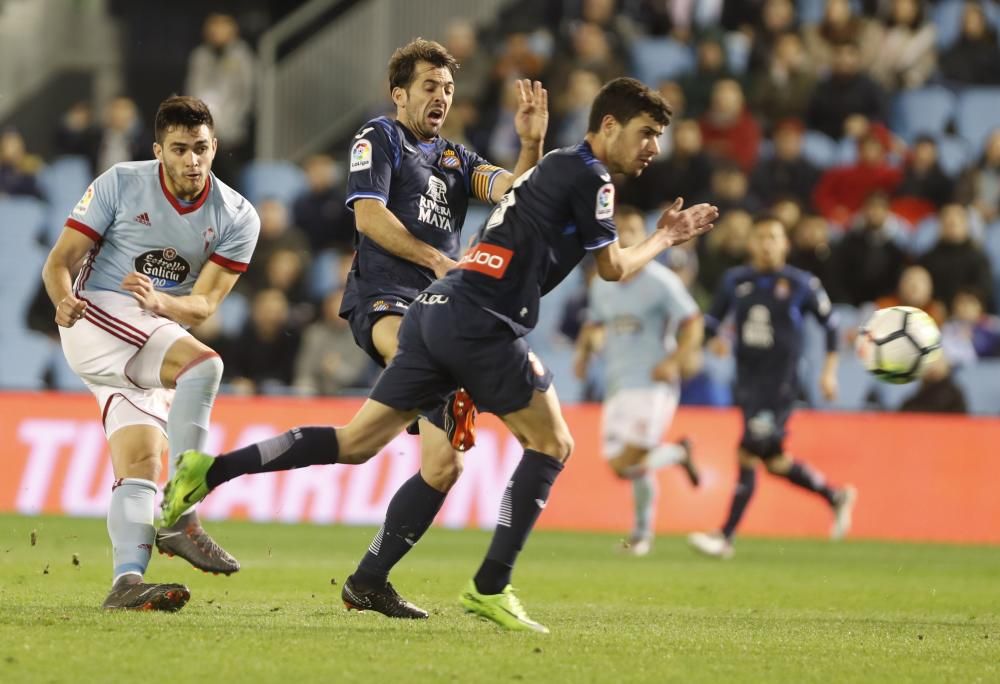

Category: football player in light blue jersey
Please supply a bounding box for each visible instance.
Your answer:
[42,96,259,610]
[575,206,704,556]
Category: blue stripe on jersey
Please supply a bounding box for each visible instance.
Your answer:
[373,118,401,169]
[346,191,388,206]
[585,236,617,250]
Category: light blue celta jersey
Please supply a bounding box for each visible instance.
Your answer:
[588,261,699,397]
[66,160,260,296]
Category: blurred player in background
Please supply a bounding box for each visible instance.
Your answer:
[338,39,548,618]
[689,218,856,560]
[574,205,703,557]
[41,96,259,609]
[163,77,718,632]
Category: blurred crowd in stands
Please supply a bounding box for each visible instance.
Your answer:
[3,1,1000,413]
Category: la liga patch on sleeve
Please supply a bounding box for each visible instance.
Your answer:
[73,185,95,218]
[595,183,614,220]
[350,139,372,172]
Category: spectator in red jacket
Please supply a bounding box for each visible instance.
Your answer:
[699,79,762,173]
[813,129,901,224]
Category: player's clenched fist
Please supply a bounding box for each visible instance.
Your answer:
[121,271,164,313]
[56,294,88,328]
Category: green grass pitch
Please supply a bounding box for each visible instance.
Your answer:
[1,514,997,683]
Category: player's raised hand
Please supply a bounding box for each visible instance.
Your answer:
[55,293,88,328]
[513,79,548,144]
[655,198,718,246]
[121,271,164,314]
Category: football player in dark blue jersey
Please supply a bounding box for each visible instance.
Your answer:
[163,77,718,632]
[688,218,857,560]
[337,39,548,617]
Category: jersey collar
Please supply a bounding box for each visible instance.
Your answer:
[159,164,211,215]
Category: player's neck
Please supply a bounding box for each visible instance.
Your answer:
[584,133,609,167]
[753,262,785,273]
[397,117,436,144]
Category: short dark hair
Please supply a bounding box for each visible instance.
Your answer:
[587,77,673,134]
[388,38,458,93]
[154,95,214,144]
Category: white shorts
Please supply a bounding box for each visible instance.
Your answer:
[601,384,680,459]
[59,290,188,437]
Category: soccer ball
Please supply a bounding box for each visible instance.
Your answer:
[856,306,942,384]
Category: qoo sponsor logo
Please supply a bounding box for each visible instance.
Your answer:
[10,418,521,528]
[458,244,513,278]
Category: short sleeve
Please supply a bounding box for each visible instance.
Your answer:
[65,167,118,241]
[210,203,260,273]
[459,144,505,203]
[345,121,397,209]
[570,170,618,252]
[658,268,699,322]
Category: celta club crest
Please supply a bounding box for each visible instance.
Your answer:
[425,176,448,204]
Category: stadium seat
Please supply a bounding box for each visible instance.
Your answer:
[215,290,249,336]
[306,248,344,300]
[0,196,47,249]
[955,359,1000,414]
[800,130,838,168]
[0,330,53,390]
[0,239,46,324]
[239,161,308,206]
[955,88,1000,157]
[36,156,92,235]
[984,223,1000,308]
[724,32,751,75]
[905,216,940,256]
[892,86,956,142]
[936,135,971,178]
[932,0,1000,48]
[630,38,694,86]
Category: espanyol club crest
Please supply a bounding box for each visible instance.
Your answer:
[440,149,461,169]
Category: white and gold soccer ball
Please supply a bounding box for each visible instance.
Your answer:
[856,306,942,384]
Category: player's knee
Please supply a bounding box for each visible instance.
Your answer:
[764,455,791,475]
[177,352,223,386]
[423,455,463,491]
[608,459,631,479]
[547,432,574,463]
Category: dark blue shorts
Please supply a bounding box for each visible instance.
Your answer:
[369,294,553,417]
[734,383,795,458]
[343,294,411,367]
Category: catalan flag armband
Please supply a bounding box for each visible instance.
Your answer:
[471,164,506,203]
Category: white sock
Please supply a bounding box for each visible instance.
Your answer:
[632,474,658,540]
[107,478,156,584]
[167,354,223,477]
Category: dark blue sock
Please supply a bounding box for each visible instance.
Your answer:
[473,450,564,595]
[354,473,446,587]
[784,461,836,505]
[205,427,339,490]
[721,465,756,540]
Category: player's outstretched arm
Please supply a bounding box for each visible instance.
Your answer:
[595,199,717,282]
[354,199,456,279]
[42,226,95,327]
[121,261,240,328]
[490,79,548,202]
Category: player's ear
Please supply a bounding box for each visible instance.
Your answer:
[391,86,407,109]
[601,114,618,136]
[152,142,162,162]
